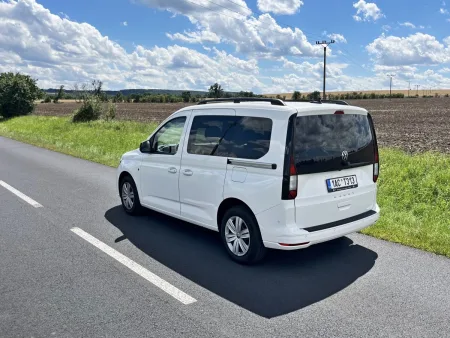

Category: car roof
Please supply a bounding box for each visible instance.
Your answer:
[177,101,367,115]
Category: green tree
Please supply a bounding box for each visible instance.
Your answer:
[292,91,301,100]
[0,72,42,118]
[181,91,191,103]
[53,85,65,103]
[113,92,124,103]
[308,91,321,101]
[209,83,224,98]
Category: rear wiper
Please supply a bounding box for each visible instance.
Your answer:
[342,161,371,168]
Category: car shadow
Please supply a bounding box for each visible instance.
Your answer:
[104,206,378,318]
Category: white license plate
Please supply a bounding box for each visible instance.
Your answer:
[326,175,358,192]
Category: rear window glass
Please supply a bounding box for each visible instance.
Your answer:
[294,114,374,174]
[187,115,272,160]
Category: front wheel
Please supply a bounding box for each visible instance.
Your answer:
[120,176,142,215]
[220,206,266,264]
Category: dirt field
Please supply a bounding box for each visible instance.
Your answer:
[34,98,450,153]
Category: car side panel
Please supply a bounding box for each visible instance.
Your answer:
[222,108,288,216]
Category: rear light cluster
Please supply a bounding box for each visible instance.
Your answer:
[373,148,379,183]
[368,113,379,183]
[288,158,298,199]
[282,114,298,200]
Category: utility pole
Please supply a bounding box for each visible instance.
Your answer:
[415,85,420,97]
[316,39,335,100]
[387,74,395,99]
[408,81,411,98]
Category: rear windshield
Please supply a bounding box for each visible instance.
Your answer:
[293,114,374,174]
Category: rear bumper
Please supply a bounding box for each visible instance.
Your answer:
[262,205,380,250]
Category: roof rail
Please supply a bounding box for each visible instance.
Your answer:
[319,99,349,106]
[197,97,286,106]
[284,99,349,106]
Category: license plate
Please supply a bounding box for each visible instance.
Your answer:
[326,175,358,192]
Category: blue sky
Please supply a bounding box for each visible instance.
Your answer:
[1,0,450,93]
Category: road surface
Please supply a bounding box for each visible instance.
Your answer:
[0,136,449,337]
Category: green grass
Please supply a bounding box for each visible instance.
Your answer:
[0,116,157,167]
[1,116,449,258]
[362,148,450,257]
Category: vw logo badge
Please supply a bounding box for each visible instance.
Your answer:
[342,150,349,161]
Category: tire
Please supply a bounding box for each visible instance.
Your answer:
[220,206,267,264]
[119,176,143,215]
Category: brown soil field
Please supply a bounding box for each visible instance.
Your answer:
[34,98,450,153]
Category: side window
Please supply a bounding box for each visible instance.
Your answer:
[217,117,272,160]
[187,115,236,155]
[187,115,272,160]
[152,117,186,155]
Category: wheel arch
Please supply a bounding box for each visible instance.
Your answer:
[217,198,257,231]
[118,171,134,193]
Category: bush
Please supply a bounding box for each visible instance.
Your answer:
[72,98,102,122]
[104,102,116,121]
[0,72,42,118]
[44,96,52,103]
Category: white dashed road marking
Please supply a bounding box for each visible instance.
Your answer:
[71,227,197,305]
[0,180,43,208]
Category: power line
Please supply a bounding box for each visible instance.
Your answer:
[202,0,251,18]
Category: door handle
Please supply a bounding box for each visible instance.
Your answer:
[182,169,193,176]
[168,167,177,174]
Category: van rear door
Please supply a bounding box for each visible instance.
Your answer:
[292,109,378,229]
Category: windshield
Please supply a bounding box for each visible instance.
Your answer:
[293,114,375,174]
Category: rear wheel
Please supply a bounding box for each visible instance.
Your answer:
[220,206,266,264]
[120,176,142,215]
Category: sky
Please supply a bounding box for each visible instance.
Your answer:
[1,0,450,93]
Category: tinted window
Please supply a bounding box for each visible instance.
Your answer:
[153,117,186,155]
[294,114,374,174]
[187,115,272,159]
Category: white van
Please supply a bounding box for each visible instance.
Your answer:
[117,98,380,264]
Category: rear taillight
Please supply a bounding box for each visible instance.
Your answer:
[373,150,379,183]
[282,114,297,200]
[334,110,345,115]
[367,113,379,183]
[288,159,298,199]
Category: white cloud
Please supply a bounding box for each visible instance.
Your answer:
[440,8,449,14]
[4,0,450,94]
[121,21,128,26]
[382,24,391,32]
[367,33,450,66]
[0,0,265,92]
[257,0,304,15]
[399,22,416,29]
[353,0,384,22]
[167,30,220,44]
[59,12,69,20]
[137,0,322,59]
[328,33,347,43]
[438,67,450,73]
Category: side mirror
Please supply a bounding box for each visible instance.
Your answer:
[139,140,152,153]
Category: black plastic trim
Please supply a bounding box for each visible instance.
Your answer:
[305,210,377,233]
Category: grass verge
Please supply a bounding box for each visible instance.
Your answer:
[0,116,157,167]
[1,116,449,258]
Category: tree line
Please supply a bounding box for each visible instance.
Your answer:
[41,82,262,104]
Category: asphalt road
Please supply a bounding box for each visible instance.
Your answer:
[1,136,449,338]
